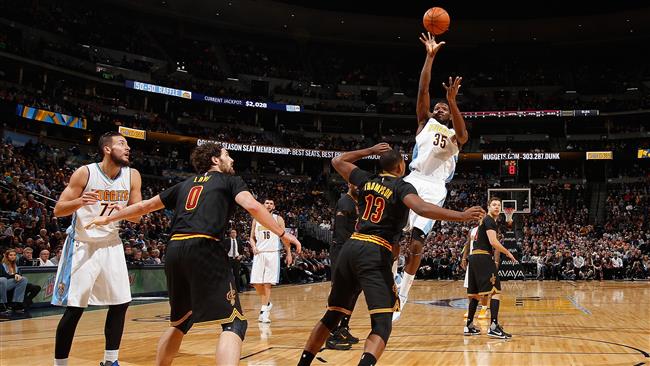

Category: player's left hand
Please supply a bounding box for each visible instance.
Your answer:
[442,76,462,102]
[370,142,391,156]
[85,216,111,229]
[285,252,293,266]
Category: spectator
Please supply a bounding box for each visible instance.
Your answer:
[1,249,28,314]
[37,249,54,266]
[17,247,37,267]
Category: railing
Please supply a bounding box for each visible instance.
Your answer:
[300,221,332,244]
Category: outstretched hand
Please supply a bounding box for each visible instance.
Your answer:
[281,232,302,254]
[442,76,462,102]
[419,32,445,57]
[461,206,486,221]
[84,216,111,230]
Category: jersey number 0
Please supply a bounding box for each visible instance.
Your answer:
[185,186,204,210]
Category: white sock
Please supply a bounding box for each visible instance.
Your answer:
[104,349,119,362]
[399,272,415,298]
[392,261,398,277]
[54,359,68,366]
[261,305,267,312]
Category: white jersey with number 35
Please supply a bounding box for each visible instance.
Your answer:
[70,163,130,243]
[409,117,459,183]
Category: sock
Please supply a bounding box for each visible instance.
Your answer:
[297,350,315,366]
[490,298,500,325]
[54,359,68,366]
[466,298,479,327]
[340,315,350,329]
[399,272,415,298]
[391,261,398,277]
[358,352,377,366]
[104,349,119,362]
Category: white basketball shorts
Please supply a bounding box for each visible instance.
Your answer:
[250,251,281,285]
[403,172,447,235]
[51,235,131,307]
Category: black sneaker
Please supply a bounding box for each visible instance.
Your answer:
[463,323,481,336]
[0,303,11,316]
[338,326,359,344]
[326,335,352,350]
[487,323,512,339]
[10,302,25,314]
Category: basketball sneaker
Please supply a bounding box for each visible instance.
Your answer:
[487,323,512,339]
[338,326,359,344]
[478,307,489,319]
[100,361,119,366]
[463,323,481,336]
[326,332,352,350]
[392,294,407,322]
[261,302,272,323]
[258,304,267,322]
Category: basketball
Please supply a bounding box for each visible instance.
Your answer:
[423,7,450,35]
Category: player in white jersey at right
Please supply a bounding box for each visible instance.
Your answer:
[249,198,291,323]
[393,32,469,322]
[461,226,489,320]
[51,131,143,366]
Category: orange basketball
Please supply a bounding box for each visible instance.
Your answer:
[423,7,450,36]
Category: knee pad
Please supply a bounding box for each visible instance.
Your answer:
[410,228,425,253]
[173,316,193,334]
[222,318,247,341]
[370,313,392,344]
[321,310,345,331]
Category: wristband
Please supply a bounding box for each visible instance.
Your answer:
[279,231,286,238]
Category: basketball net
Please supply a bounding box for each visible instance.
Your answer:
[504,208,515,227]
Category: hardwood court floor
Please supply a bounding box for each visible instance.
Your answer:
[1,281,649,365]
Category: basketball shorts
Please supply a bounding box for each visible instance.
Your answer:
[467,254,501,296]
[52,236,131,308]
[165,237,245,327]
[403,173,447,235]
[250,251,280,285]
[329,242,343,275]
[328,238,399,315]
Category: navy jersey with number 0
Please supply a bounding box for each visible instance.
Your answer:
[348,168,418,243]
[159,171,248,239]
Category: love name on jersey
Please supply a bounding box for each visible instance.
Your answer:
[362,181,394,200]
[95,189,129,202]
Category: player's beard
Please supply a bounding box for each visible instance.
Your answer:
[110,150,130,167]
[220,159,235,175]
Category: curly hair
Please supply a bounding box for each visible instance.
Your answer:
[190,142,223,174]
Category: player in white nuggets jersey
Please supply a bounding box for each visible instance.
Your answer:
[250,198,288,323]
[393,32,469,321]
[51,131,142,366]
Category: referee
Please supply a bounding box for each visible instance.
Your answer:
[86,142,301,366]
[327,182,360,350]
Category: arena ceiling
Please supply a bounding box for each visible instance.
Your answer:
[111,0,650,45]
[276,1,650,20]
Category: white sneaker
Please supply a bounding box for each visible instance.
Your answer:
[261,302,272,323]
[392,294,408,322]
[258,305,267,322]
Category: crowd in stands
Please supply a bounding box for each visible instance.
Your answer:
[2,0,650,116]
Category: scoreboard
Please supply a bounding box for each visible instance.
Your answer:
[500,159,518,177]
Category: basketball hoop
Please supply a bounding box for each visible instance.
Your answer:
[504,207,515,227]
